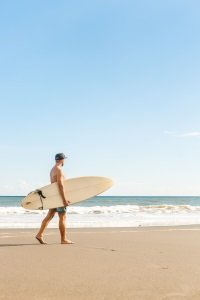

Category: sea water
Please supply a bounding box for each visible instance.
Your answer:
[1,196,200,229]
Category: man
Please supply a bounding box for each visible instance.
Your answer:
[35,153,73,245]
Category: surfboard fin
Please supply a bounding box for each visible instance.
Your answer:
[35,189,46,210]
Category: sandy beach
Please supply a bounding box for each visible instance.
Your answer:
[1,226,200,300]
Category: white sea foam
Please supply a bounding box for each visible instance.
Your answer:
[1,204,200,228]
[1,204,200,214]
[0,204,200,215]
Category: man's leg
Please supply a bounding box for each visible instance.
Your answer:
[58,212,74,244]
[35,209,56,244]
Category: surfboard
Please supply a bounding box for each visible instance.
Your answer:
[21,176,113,210]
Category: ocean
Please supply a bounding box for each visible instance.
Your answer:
[1,196,200,229]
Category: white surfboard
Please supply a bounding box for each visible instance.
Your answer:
[21,176,113,210]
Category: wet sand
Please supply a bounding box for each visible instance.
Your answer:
[1,226,200,300]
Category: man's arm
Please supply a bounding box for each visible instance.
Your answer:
[57,169,70,206]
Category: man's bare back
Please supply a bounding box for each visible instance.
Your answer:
[50,165,65,184]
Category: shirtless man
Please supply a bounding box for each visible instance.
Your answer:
[35,153,73,245]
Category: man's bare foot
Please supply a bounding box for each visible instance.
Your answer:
[35,236,47,245]
[61,240,74,244]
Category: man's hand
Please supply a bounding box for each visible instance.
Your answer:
[63,199,70,207]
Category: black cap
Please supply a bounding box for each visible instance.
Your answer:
[55,153,67,161]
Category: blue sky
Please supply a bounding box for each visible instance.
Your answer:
[0,0,200,195]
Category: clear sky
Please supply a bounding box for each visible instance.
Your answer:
[0,0,200,195]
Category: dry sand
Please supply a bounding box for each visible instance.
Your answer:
[1,226,200,300]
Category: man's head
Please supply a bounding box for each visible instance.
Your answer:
[55,153,67,166]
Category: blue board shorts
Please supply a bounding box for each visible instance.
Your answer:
[56,207,67,213]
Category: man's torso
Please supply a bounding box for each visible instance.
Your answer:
[50,166,65,183]
[50,166,66,212]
